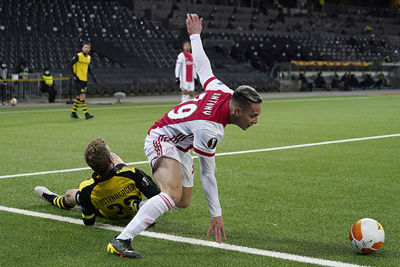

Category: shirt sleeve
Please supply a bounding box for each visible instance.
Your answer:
[193,127,223,158]
[190,34,233,93]
[130,169,161,199]
[198,155,222,217]
[71,55,79,77]
[77,187,96,225]
[190,34,214,87]
[175,53,183,78]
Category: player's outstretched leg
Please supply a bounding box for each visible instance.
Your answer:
[107,237,141,259]
[129,199,155,228]
[34,186,73,210]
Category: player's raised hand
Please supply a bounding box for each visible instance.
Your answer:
[110,152,124,165]
[207,216,227,243]
[186,13,203,35]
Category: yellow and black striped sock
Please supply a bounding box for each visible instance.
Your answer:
[72,97,80,113]
[52,196,73,210]
[81,100,88,114]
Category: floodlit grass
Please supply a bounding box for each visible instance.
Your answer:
[0,94,399,266]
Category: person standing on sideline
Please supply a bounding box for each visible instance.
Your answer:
[175,41,197,103]
[70,42,97,119]
[0,62,9,105]
[106,13,262,259]
[41,68,57,103]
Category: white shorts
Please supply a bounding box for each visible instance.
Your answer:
[144,137,194,187]
[180,80,195,91]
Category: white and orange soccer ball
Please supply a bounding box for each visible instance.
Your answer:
[349,218,385,254]
[10,97,17,106]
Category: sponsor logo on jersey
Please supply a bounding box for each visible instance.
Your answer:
[142,176,150,187]
[207,138,218,149]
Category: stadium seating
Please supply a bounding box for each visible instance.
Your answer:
[1,0,399,96]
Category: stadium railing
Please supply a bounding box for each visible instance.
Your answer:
[0,73,69,102]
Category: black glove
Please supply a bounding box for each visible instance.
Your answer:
[175,78,180,85]
[93,76,98,84]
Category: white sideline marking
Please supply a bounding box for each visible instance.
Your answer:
[266,96,370,103]
[0,161,147,179]
[0,206,366,267]
[1,133,399,180]
[0,104,172,115]
[215,133,400,157]
[1,94,396,115]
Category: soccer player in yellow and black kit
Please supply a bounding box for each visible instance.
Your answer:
[70,42,97,120]
[34,137,160,231]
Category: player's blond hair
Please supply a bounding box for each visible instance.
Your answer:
[84,137,112,176]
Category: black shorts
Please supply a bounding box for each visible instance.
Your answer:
[74,79,87,95]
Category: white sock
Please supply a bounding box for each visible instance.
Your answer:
[117,193,175,240]
[138,199,147,209]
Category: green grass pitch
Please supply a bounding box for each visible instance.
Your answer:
[0,94,399,266]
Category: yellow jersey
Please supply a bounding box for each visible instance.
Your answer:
[42,75,53,86]
[78,164,160,225]
[72,52,91,81]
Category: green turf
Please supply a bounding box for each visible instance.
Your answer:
[0,95,399,266]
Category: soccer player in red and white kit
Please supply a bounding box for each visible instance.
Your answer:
[107,13,262,258]
[175,41,197,103]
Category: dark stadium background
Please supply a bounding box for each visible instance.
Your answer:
[1,0,399,98]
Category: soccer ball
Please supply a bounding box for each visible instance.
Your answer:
[10,98,17,106]
[349,218,385,254]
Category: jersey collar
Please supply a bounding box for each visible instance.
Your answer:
[92,163,127,181]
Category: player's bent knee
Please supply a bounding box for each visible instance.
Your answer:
[167,192,182,206]
[162,187,182,206]
[176,199,190,209]
[65,189,79,205]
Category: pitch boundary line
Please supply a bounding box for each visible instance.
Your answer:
[0,205,365,267]
[2,94,398,115]
[1,133,399,180]
[0,104,173,114]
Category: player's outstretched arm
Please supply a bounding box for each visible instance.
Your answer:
[71,55,79,79]
[186,13,215,89]
[198,155,226,243]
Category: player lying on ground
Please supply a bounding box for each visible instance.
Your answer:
[35,137,160,226]
[106,13,262,259]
